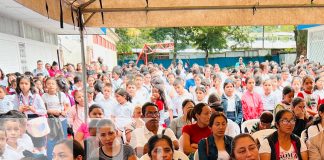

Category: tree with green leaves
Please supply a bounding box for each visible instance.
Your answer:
[150,27,192,64]
[191,27,227,64]
[294,26,307,64]
[191,26,251,64]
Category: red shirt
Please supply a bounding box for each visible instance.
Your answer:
[155,99,164,111]
[182,123,211,144]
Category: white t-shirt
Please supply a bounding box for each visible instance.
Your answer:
[42,92,69,111]
[217,150,230,160]
[259,137,307,160]
[225,94,236,112]
[95,96,117,119]
[42,92,70,119]
[112,102,134,131]
[261,92,277,111]
[172,90,193,117]
[130,127,177,149]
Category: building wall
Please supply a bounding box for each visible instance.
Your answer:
[307,27,324,65]
[0,32,57,73]
[0,15,58,73]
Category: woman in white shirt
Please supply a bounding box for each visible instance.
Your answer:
[259,109,308,160]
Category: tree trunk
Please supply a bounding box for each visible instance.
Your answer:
[205,50,209,64]
[294,26,308,64]
[172,28,178,65]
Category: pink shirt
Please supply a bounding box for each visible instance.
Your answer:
[77,123,90,139]
[68,105,85,133]
[241,91,264,120]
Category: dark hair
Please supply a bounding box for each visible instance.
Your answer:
[0,68,4,80]
[282,86,294,96]
[260,111,273,124]
[312,104,324,126]
[254,76,262,86]
[231,134,256,159]
[275,109,294,124]
[302,75,314,86]
[94,80,103,93]
[292,97,304,108]
[15,76,36,94]
[223,79,235,90]
[187,103,209,122]
[195,86,206,93]
[56,78,69,93]
[314,76,323,91]
[115,88,132,103]
[208,112,227,127]
[245,76,254,85]
[152,84,169,111]
[142,102,158,116]
[208,93,221,105]
[147,134,174,158]
[210,102,224,112]
[96,119,116,133]
[54,139,84,159]
[74,76,82,84]
[182,99,195,109]
[89,104,104,116]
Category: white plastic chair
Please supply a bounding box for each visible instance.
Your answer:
[252,129,276,141]
[178,135,184,151]
[300,129,307,143]
[225,119,241,137]
[241,119,260,133]
[140,151,189,160]
[194,150,199,160]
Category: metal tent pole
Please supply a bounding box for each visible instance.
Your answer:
[78,8,88,124]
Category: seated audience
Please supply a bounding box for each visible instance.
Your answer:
[259,109,308,160]
[198,112,233,160]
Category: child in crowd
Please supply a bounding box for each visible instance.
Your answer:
[297,75,320,116]
[13,75,47,154]
[112,88,133,131]
[33,79,44,96]
[273,86,294,118]
[0,87,14,114]
[291,76,302,97]
[172,78,193,118]
[261,79,276,112]
[195,86,207,104]
[151,84,172,127]
[95,83,117,118]
[68,90,86,133]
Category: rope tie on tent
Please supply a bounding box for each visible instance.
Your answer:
[252,6,257,15]
[59,0,63,28]
[99,0,104,24]
[71,0,77,30]
[45,0,49,19]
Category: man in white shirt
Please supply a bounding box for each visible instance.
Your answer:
[130,102,179,157]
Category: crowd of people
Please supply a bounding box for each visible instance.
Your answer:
[0,55,323,160]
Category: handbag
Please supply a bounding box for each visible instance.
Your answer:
[27,116,50,137]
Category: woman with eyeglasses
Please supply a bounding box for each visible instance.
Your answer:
[259,109,308,160]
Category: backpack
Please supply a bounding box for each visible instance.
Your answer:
[45,92,64,141]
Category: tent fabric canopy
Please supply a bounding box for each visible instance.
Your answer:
[15,0,324,28]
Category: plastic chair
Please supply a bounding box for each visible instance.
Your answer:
[241,119,260,133]
[225,119,241,137]
[140,151,189,160]
[179,135,184,151]
[194,150,199,160]
[252,129,276,141]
